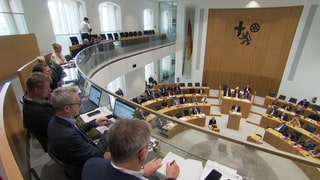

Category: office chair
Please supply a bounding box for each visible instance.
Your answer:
[100,34,106,40]
[304,125,316,133]
[133,31,138,36]
[129,32,133,37]
[290,130,302,142]
[125,32,129,37]
[313,105,320,111]
[138,31,143,36]
[155,105,162,110]
[195,82,200,87]
[120,32,125,38]
[91,34,98,39]
[268,92,276,97]
[202,82,208,87]
[184,109,190,116]
[187,82,193,87]
[69,36,79,45]
[47,146,82,180]
[278,94,286,100]
[222,84,228,90]
[113,33,119,40]
[288,97,297,104]
[175,112,182,118]
[107,33,113,40]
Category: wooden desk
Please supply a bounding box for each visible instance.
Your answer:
[220,96,251,118]
[160,116,206,139]
[286,123,320,147]
[142,94,208,110]
[259,113,281,129]
[227,111,242,130]
[263,96,288,108]
[263,128,320,180]
[157,103,211,116]
[154,83,210,95]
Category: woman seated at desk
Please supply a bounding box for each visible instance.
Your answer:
[309,146,320,158]
[208,117,217,129]
[287,115,301,127]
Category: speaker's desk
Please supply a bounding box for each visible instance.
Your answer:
[220,96,251,118]
[227,111,242,130]
[263,128,320,180]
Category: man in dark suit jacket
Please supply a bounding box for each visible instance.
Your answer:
[23,72,55,152]
[298,99,309,108]
[231,104,241,112]
[275,122,288,135]
[47,86,110,167]
[82,119,180,180]
[223,88,231,97]
[278,112,288,121]
[268,105,278,116]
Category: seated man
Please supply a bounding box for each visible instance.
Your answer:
[270,99,280,107]
[294,138,316,151]
[231,104,241,112]
[48,86,110,167]
[223,87,231,97]
[282,103,292,111]
[179,94,187,104]
[308,110,320,121]
[278,112,288,122]
[82,119,180,180]
[275,122,288,135]
[32,62,62,91]
[298,99,309,108]
[267,105,278,116]
[23,72,56,152]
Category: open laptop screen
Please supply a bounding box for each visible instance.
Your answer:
[89,85,102,106]
[113,99,136,119]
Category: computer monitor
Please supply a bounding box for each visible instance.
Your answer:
[113,99,136,119]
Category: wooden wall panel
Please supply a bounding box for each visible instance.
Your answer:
[203,7,303,96]
[0,34,39,82]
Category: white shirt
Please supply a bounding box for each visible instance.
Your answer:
[51,51,66,64]
[80,21,91,34]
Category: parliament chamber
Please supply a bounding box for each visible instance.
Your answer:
[1,1,320,179]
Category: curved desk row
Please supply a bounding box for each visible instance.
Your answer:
[158,116,206,139]
[153,83,210,95]
[145,103,210,139]
[142,93,208,110]
[263,128,320,180]
[260,114,320,146]
[260,113,320,134]
[264,96,318,117]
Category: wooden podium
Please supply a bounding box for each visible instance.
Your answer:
[227,111,242,130]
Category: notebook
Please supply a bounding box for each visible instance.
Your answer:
[79,85,102,114]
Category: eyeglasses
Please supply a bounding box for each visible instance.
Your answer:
[147,141,154,150]
[65,101,82,107]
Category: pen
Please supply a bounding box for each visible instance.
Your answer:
[170,160,175,165]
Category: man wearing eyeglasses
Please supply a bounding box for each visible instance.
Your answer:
[48,86,110,168]
[82,119,180,180]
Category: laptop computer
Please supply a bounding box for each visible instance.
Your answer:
[79,85,102,114]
